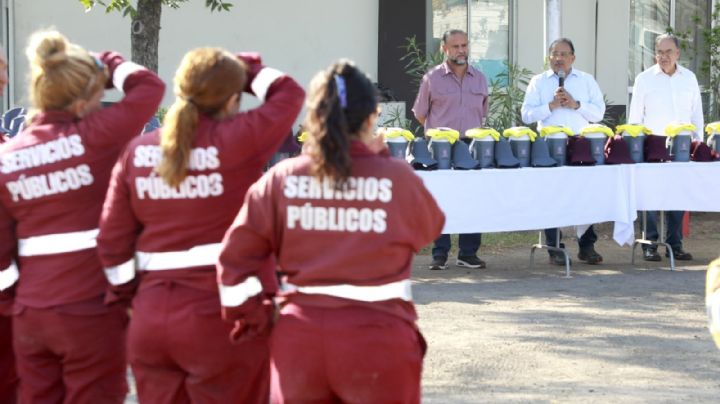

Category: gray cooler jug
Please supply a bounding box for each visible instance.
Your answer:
[429,138,453,169]
[509,135,531,167]
[583,132,607,165]
[622,133,645,163]
[706,123,720,155]
[668,133,692,162]
[469,137,496,168]
[708,134,720,154]
[546,133,568,166]
[385,137,408,160]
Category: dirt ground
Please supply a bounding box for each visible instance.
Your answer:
[416,213,720,403]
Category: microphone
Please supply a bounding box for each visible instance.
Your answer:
[558,70,566,87]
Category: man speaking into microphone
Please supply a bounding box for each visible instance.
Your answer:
[521,38,606,266]
[522,38,605,134]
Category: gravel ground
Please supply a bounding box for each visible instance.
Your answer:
[415,228,720,403]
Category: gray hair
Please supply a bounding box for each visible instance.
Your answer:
[442,29,467,44]
[548,38,575,55]
[655,33,680,49]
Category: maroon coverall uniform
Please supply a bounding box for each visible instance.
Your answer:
[218,141,445,403]
[0,302,17,403]
[0,55,164,403]
[96,58,304,404]
[0,134,17,404]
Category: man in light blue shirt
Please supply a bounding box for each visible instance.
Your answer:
[521,38,606,266]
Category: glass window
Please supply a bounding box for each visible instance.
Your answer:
[674,0,711,86]
[429,0,511,82]
[469,0,510,82]
[628,0,711,87]
[628,0,670,86]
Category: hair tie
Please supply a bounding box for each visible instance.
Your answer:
[92,56,104,71]
[334,75,347,108]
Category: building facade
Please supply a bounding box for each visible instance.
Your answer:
[0,0,714,129]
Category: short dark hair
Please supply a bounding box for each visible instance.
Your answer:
[442,29,467,44]
[655,33,680,49]
[549,38,575,55]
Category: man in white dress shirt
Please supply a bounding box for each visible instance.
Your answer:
[521,38,606,266]
[628,33,702,262]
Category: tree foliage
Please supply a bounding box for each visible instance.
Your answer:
[667,3,720,123]
[78,0,233,72]
[79,0,233,17]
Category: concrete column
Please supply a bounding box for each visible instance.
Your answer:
[545,0,562,55]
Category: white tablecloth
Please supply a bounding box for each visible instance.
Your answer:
[633,162,720,211]
[416,162,720,246]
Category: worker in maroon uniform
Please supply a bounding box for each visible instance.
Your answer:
[0,44,18,404]
[0,30,164,403]
[96,48,304,403]
[217,60,445,403]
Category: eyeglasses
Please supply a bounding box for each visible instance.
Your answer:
[655,49,676,57]
[550,52,573,58]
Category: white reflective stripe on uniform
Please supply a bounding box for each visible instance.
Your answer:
[18,229,99,257]
[135,243,222,271]
[219,276,262,307]
[112,61,145,93]
[104,258,136,286]
[281,279,413,302]
[250,67,284,102]
[0,262,19,291]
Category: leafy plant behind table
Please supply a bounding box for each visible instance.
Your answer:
[485,61,533,133]
[667,4,720,126]
[381,104,413,130]
[400,36,445,91]
[601,94,624,131]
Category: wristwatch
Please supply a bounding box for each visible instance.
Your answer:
[574,101,581,110]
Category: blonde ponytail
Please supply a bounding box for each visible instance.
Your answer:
[156,99,199,187]
[155,48,246,187]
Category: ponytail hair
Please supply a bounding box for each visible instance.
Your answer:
[157,48,246,187]
[26,29,107,118]
[304,59,378,186]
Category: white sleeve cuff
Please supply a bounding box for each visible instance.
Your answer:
[0,261,18,291]
[251,67,285,102]
[104,258,136,286]
[112,62,146,93]
[219,276,262,307]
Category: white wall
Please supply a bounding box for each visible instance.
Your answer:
[594,0,630,107]
[515,0,629,107]
[516,0,544,76]
[9,0,379,127]
[564,0,629,106]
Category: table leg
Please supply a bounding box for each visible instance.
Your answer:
[632,210,675,271]
[530,230,571,277]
